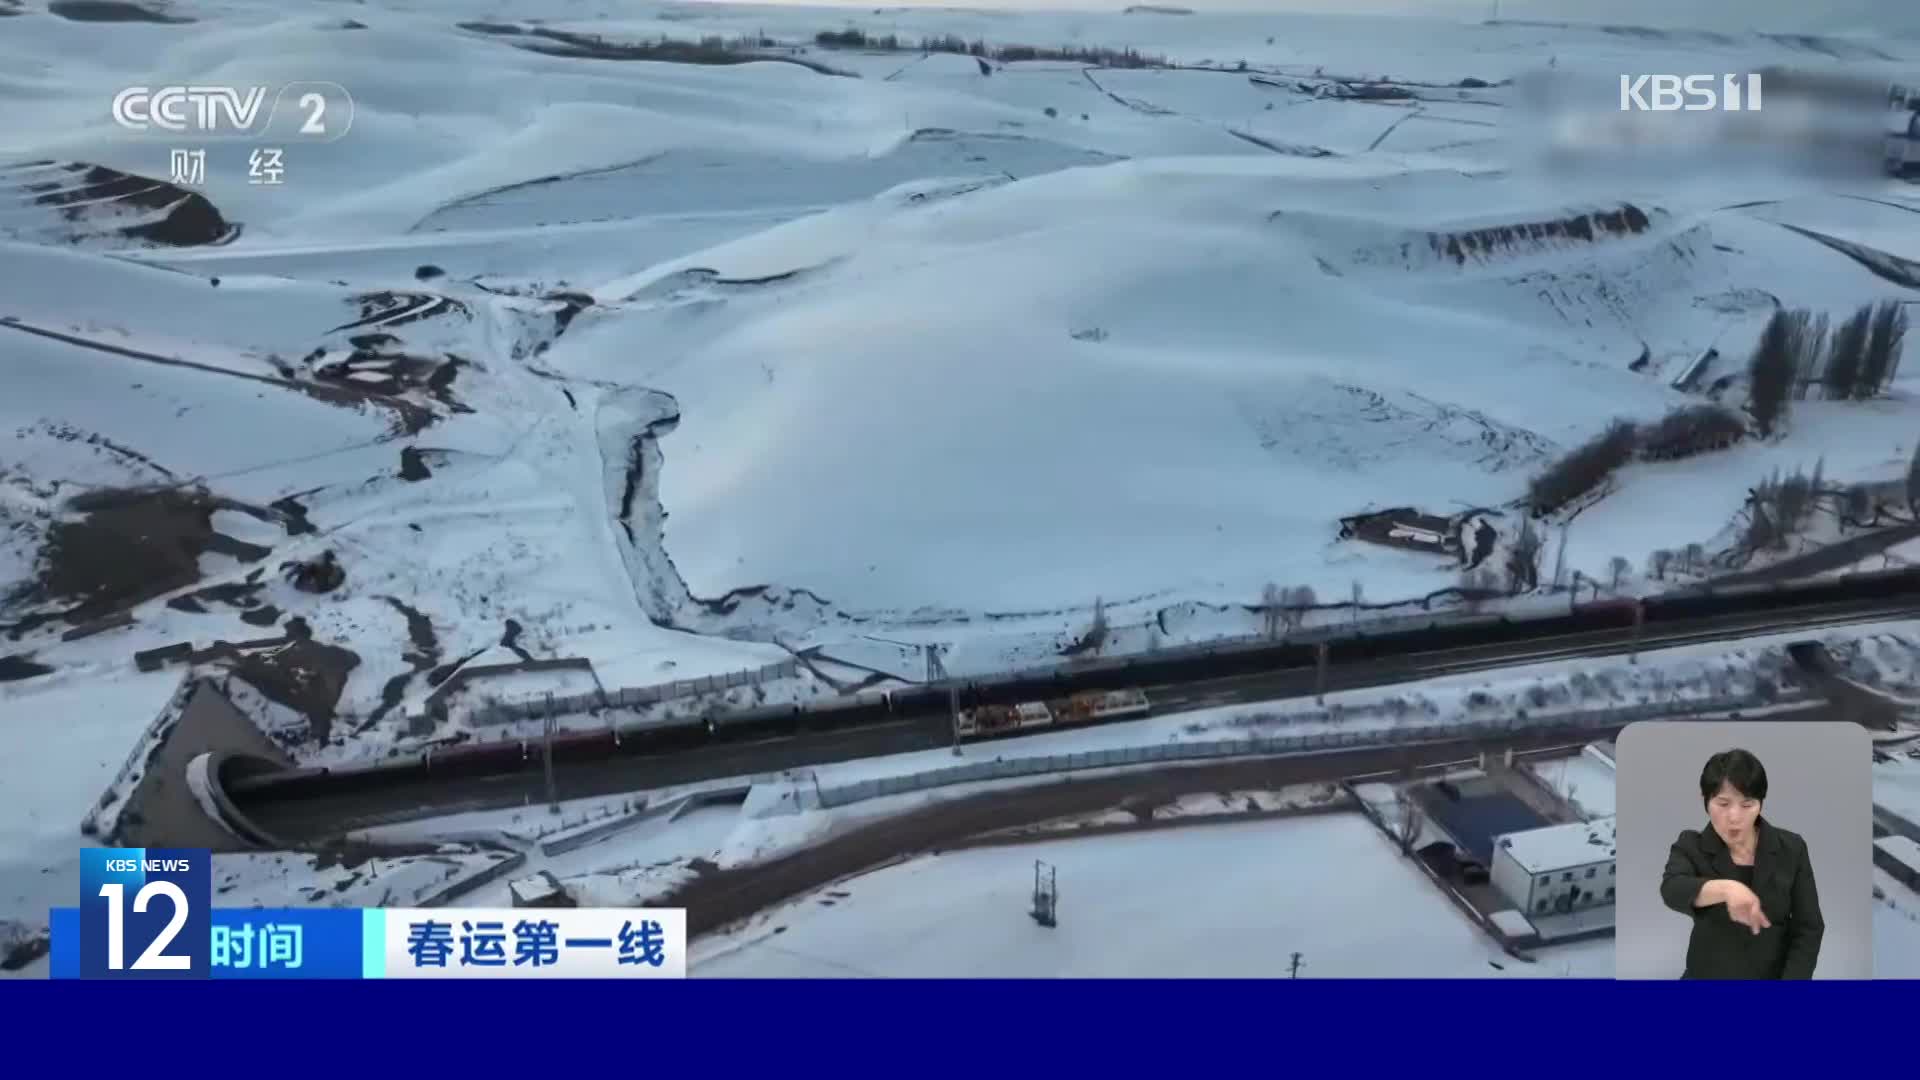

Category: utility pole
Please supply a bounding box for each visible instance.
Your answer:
[542,693,559,813]
[926,644,961,756]
[949,685,962,756]
[1553,524,1571,592]
[1289,952,1304,978]
[1315,641,1330,704]
[1629,599,1645,664]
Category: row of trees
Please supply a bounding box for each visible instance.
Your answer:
[813,29,1165,67]
[1637,403,1748,462]
[1748,302,1908,437]
[1259,583,1319,638]
[1526,403,1749,517]
[1741,462,1828,553]
[1523,301,1907,519]
[1525,420,1639,517]
[1645,543,1710,580]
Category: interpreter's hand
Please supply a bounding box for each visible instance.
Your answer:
[1723,881,1770,934]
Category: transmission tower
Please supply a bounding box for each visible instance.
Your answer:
[925,644,963,756]
[1030,860,1058,928]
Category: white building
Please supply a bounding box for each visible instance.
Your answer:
[1490,816,1617,917]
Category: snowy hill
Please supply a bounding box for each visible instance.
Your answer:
[4,1,1920,825]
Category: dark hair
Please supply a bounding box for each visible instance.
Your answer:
[1700,748,1768,807]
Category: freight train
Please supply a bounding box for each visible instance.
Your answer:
[376,567,1920,785]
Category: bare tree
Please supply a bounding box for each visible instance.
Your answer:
[1505,520,1543,593]
[1608,555,1630,591]
[1392,783,1424,854]
[1774,467,1816,536]
[1285,585,1317,631]
[1824,304,1872,400]
[1741,467,1817,554]
[1459,567,1501,612]
[1747,308,1802,437]
[1789,310,1830,400]
[1861,300,1910,398]
[1261,583,1284,640]
[1526,419,1639,516]
[1909,442,1920,518]
[1742,479,1783,553]
[1683,542,1706,575]
[1842,482,1873,524]
[1458,568,1484,612]
[1649,548,1672,580]
[1081,596,1110,656]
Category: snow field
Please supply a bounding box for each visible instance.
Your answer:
[6,0,1920,977]
[689,812,1614,977]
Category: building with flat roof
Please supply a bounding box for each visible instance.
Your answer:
[1490,816,1617,918]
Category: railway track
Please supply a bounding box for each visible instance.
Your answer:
[222,588,1920,842]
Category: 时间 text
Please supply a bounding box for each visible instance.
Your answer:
[211,922,304,971]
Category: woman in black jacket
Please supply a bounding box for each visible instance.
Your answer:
[1659,748,1824,979]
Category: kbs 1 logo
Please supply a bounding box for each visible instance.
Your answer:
[110,83,355,140]
[80,847,211,979]
[1619,73,1764,112]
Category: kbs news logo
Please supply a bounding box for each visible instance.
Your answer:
[1619,74,1764,112]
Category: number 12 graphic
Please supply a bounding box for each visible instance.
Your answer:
[79,848,210,979]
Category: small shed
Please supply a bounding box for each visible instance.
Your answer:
[509,871,575,909]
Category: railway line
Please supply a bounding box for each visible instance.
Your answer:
[220,577,1920,843]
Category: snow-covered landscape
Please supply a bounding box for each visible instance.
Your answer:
[6,0,1920,978]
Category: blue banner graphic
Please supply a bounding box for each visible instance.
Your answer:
[50,905,685,979]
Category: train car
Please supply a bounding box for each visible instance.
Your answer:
[882,684,948,718]
[955,701,1054,739]
[799,692,891,733]
[1050,688,1152,725]
[708,703,803,741]
[1569,595,1640,627]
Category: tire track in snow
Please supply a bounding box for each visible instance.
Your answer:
[1836,193,1920,218]
[1769,222,1920,291]
[1084,67,1337,158]
[881,54,927,81]
[1366,109,1418,151]
[1081,67,1173,115]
